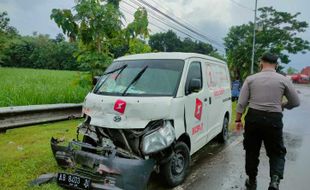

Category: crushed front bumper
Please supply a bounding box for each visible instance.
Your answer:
[51,138,155,190]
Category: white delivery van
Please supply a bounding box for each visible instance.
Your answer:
[51,52,232,190]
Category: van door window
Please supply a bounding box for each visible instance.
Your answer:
[206,64,230,89]
[185,62,202,95]
[206,64,216,88]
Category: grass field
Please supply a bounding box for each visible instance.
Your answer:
[0,67,92,107]
[0,103,237,190]
[0,120,81,190]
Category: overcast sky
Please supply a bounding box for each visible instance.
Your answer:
[0,0,309,71]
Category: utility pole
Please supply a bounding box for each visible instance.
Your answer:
[251,0,258,74]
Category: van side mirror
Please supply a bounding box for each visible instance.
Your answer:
[92,76,100,86]
[188,78,202,94]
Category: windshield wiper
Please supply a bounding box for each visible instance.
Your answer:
[114,65,127,80]
[94,64,128,94]
[122,65,148,96]
[104,64,128,76]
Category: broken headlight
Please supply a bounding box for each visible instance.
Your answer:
[142,121,175,155]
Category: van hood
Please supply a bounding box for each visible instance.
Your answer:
[82,93,174,129]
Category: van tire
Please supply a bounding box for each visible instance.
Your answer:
[217,117,229,143]
[160,142,190,187]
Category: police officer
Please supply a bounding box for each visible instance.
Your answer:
[235,52,300,190]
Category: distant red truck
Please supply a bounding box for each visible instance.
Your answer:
[289,74,310,84]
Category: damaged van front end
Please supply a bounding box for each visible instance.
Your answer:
[51,137,155,190]
[50,102,177,190]
[50,58,186,190]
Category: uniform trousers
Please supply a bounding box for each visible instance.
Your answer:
[243,108,287,179]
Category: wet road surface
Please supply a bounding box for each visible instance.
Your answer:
[149,85,310,190]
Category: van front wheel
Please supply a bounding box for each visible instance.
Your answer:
[160,142,190,187]
[217,117,229,143]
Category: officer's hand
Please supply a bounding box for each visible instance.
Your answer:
[235,121,243,134]
[281,101,288,111]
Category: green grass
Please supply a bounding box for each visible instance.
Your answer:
[229,101,237,130]
[0,120,82,190]
[0,67,92,107]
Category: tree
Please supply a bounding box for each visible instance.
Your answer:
[224,7,310,79]
[0,11,18,36]
[181,37,197,52]
[51,0,150,75]
[0,11,19,65]
[149,30,182,52]
[0,11,9,32]
[55,33,65,43]
[2,37,35,68]
[286,67,298,75]
[1,33,79,70]
[128,38,151,54]
[0,11,81,70]
[149,30,217,55]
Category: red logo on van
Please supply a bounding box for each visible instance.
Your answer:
[194,98,203,120]
[114,99,126,114]
[214,88,225,96]
[192,123,203,135]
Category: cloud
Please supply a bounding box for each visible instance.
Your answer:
[157,0,234,27]
[0,0,75,37]
[155,0,310,69]
[0,0,309,69]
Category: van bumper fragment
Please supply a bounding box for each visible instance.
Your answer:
[50,138,155,190]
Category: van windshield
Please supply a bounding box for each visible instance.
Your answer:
[94,59,184,96]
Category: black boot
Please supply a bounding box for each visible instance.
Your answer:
[245,177,257,190]
[268,175,280,190]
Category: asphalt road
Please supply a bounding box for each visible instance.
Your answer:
[149,84,310,190]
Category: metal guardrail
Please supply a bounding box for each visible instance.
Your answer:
[0,103,83,133]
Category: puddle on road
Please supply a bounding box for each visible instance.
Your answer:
[148,132,304,190]
[284,132,303,162]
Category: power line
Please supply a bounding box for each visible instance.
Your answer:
[120,6,167,32]
[121,1,175,33]
[121,0,225,54]
[120,6,226,55]
[123,1,204,41]
[229,0,254,12]
[125,0,196,36]
[130,0,225,49]
[122,1,203,41]
[136,0,224,47]
[149,0,224,44]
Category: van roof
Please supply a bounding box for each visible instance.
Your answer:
[115,52,226,64]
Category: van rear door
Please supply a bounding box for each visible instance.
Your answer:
[205,62,230,139]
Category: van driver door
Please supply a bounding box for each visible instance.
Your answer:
[184,60,208,153]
